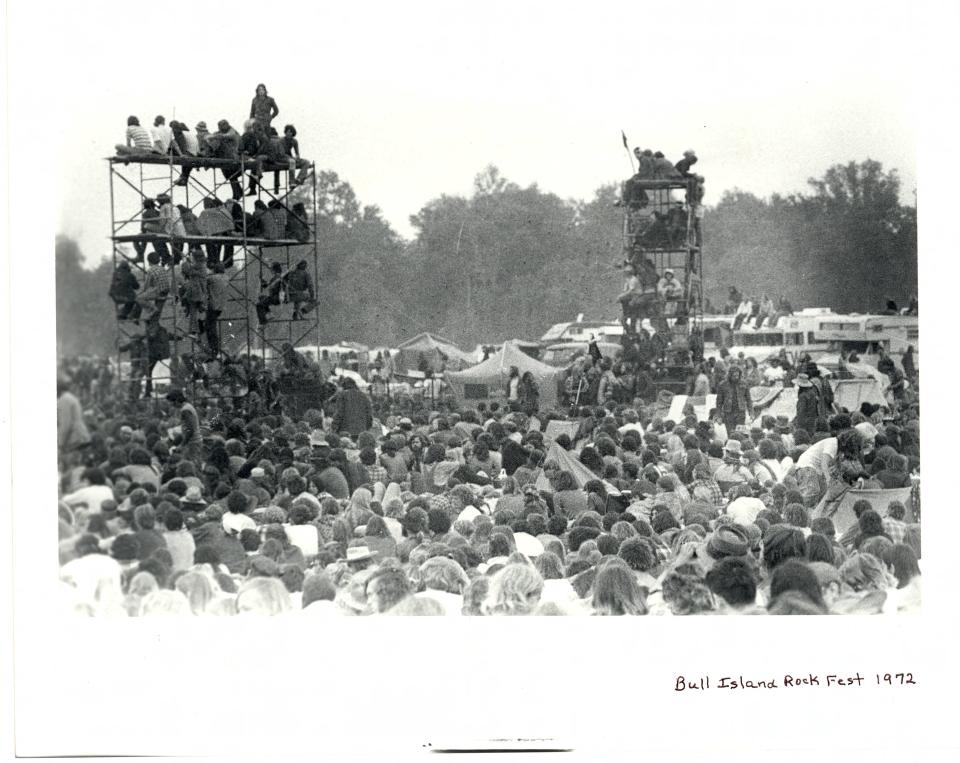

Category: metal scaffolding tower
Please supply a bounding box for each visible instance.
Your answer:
[108,150,320,404]
[619,175,704,391]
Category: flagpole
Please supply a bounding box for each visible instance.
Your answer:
[621,130,635,173]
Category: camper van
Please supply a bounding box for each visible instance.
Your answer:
[540,317,624,347]
[703,308,918,368]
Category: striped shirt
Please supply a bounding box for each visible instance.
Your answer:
[126,125,155,150]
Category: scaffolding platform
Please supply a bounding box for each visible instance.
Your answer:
[113,233,306,249]
[108,154,309,173]
[108,147,322,408]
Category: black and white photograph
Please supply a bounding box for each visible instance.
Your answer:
[3,0,958,760]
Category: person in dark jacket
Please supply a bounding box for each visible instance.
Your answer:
[206,120,243,200]
[794,374,820,436]
[332,378,373,437]
[250,83,279,130]
[714,366,754,434]
[239,119,268,196]
[109,261,141,321]
[286,260,315,320]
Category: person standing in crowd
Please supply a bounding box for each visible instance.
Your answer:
[714,366,754,434]
[57,375,90,457]
[518,371,540,415]
[332,377,373,437]
[794,374,819,435]
[166,388,201,461]
[506,366,520,405]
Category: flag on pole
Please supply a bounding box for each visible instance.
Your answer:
[621,130,629,149]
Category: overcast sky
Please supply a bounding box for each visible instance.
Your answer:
[51,0,917,265]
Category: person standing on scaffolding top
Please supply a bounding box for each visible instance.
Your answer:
[250,84,279,130]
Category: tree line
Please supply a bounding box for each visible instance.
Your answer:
[56,159,917,357]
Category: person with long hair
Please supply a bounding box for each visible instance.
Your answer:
[592,562,648,615]
[249,83,279,130]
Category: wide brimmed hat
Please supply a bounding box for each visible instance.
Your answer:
[344,546,376,564]
[795,374,813,388]
[723,440,743,456]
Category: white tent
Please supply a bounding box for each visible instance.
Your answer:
[396,332,474,374]
[444,341,561,410]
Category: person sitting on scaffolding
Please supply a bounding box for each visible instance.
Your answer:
[618,148,653,209]
[115,116,161,157]
[264,126,289,194]
[286,260,316,320]
[657,268,684,319]
[239,120,269,196]
[675,149,698,177]
[132,199,163,262]
[652,151,681,179]
[256,262,286,327]
[205,120,243,200]
[282,125,313,189]
[180,248,209,339]
[170,121,200,186]
[109,261,141,322]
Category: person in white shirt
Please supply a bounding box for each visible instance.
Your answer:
[62,468,115,514]
[151,115,173,154]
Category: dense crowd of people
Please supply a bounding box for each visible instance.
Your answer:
[56,339,921,616]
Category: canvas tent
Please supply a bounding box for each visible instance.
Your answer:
[444,341,561,411]
[811,486,916,535]
[534,443,620,496]
[396,332,474,374]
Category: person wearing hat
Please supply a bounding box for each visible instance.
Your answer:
[713,440,753,494]
[794,373,819,436]
[714,366,754,435]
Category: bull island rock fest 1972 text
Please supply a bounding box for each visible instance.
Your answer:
[674,673,917,691]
